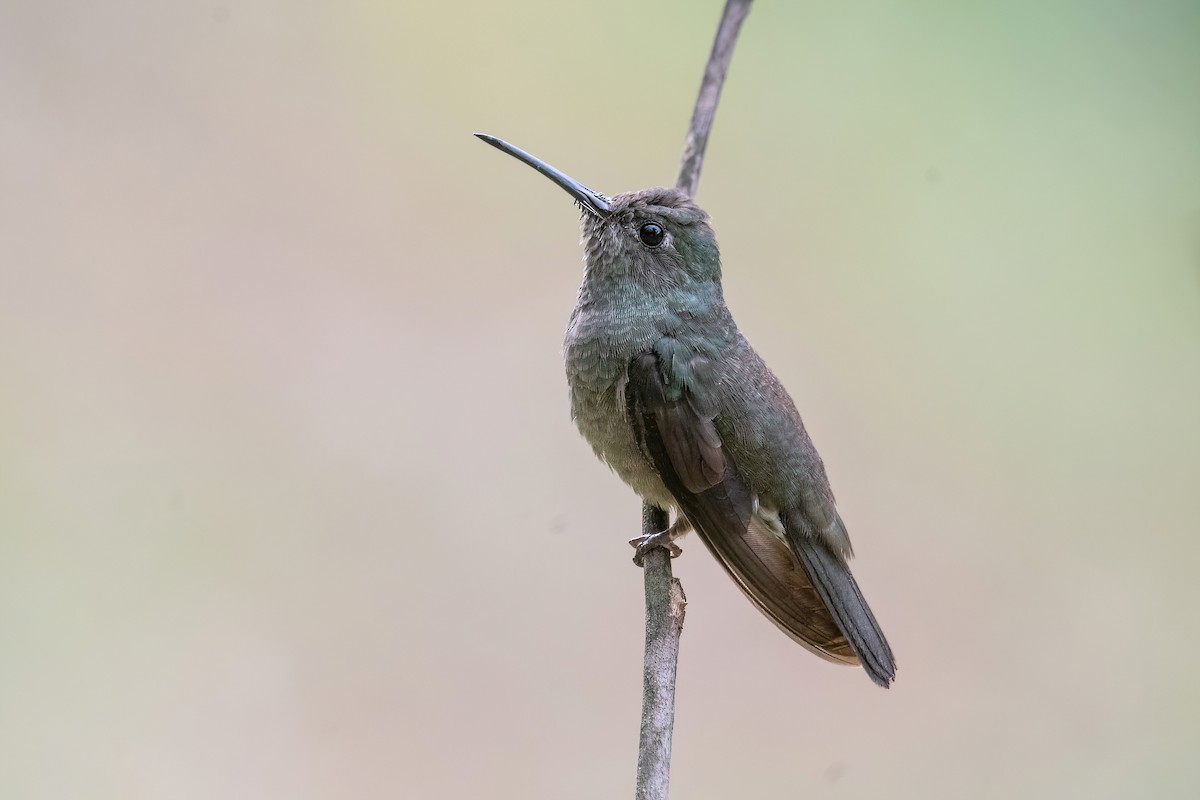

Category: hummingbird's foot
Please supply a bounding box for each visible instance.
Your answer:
[629,530,683,565]
[628,517,691,565]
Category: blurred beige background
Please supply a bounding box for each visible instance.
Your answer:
[3,1,1199,798]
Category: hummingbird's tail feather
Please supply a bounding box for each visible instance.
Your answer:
[692,512,862,667]
[783,512,896,687]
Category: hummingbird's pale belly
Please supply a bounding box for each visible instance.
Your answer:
[564,330,677,511]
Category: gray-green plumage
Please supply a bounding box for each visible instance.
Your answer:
[477,134,895,687]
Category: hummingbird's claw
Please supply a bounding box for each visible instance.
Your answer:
[629,530,684,565]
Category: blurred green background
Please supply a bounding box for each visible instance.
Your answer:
[3,1,1199,797]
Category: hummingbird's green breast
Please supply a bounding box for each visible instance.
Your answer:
[563,282,681,511]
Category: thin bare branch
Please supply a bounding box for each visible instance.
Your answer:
[636,3,753,799]
[676,0,755,198]
[634,505,686,800]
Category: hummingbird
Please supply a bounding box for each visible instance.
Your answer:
[476,133,896,687]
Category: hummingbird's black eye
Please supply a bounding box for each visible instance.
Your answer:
[638,222,665,247]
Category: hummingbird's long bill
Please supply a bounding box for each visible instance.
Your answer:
[474,133,612,218]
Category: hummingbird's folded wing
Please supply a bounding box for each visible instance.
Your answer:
[624,350,861,668]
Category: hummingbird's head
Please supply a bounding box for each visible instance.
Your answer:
[579,187,721,291]
[475,134,722,292]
